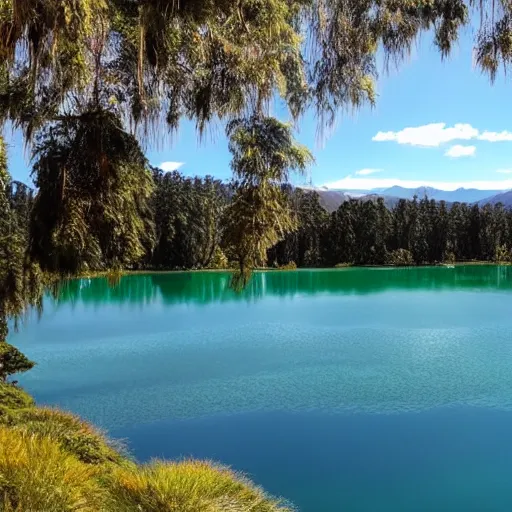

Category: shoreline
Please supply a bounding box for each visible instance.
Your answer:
[75,261,511,279]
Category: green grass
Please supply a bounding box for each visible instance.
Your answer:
[0,383,34,413]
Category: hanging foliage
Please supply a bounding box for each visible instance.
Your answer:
[30,109,155,274]
[223,116,313,287]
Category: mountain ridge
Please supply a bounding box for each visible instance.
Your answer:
[297,185,512,212]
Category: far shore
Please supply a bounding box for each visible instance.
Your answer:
[74,261,511,280]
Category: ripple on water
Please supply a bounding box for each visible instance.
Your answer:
[19,323,512,429]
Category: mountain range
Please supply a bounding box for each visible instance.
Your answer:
[300,185,511,213]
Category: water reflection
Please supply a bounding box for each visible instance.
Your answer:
[54,265,512,308]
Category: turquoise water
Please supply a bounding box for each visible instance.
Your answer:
[10,266,512,511]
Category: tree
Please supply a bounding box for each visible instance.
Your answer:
[0,342,35,382]
[30,110,155,274]
[223,116,313,287]
[0,136,42,334]
[386,248,414,267]
[0,0,474,281]
[151,169,228,269]
[495,244,511,263]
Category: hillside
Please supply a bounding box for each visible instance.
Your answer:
[478,190,512,207]
[379,186,503,203]
[302,185,511,213]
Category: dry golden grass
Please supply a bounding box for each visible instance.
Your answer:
[0,407,127,466]
[0,426,108,511]
[0,387,292,511]
[108,459,293,512]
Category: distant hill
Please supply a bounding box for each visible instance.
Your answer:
[299,187,400,212]
[298,185,511,213]
[478,190,512,207]
[379,186,503,203]
[314,189,350,212]
[358,193,402,209]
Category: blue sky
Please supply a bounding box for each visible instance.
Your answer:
[5,27,512,191]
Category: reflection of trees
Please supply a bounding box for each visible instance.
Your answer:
[53,275,159,308]
[50,267,512,309]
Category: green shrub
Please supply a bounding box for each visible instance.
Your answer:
[207,247,229,269]
[494,244,511,263]
[1,407,126,466]
[385,249,414,267]
[0,426,107,512]
[443,251,456,264]
[278,261,297,270]
[0,343,35,381]
[107,460,292,512]
[0,383,34,411]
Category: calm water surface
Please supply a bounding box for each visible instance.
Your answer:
[10,266,512,511]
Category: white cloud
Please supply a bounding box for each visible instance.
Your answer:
[322,176,512,191]
[479,131,512,142]
[372,123,479,147]
[355,168,382,176]
[496,169,512,174]
[159,161,184,172]
[445,145,476,158]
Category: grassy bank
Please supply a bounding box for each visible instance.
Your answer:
[0,382,292,511]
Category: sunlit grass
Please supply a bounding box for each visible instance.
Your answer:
[0,406,128,467]
[0,426,108,511]
[0,385,292,511]
[108,460,293,512]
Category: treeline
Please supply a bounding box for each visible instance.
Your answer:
[149,175,512,268]
[273,193,512,267]
[6,170,512,273]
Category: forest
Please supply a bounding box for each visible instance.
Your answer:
[60,167,512,269]
[0,0,511,510]
[8,166,512,277]
[100,171,512,269]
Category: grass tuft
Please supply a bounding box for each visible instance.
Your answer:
[0,426,108,511]
[108,459,293,512]
[0,387,292,510]
[0,407,127,466]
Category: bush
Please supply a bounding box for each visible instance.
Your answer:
[207,247,229,269]
[108,460,292,512]
[0,342,35,381]
[334,262,352,268]
[0,382,34,421]
[385,249,414,267]
[1,407,126,466]
[0,383,34,412]
[0,426,107,512]
[443,251,456,264]
[278,261,297,270]
[494,244,511,263]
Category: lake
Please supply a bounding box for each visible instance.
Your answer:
[10,266,512,511]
